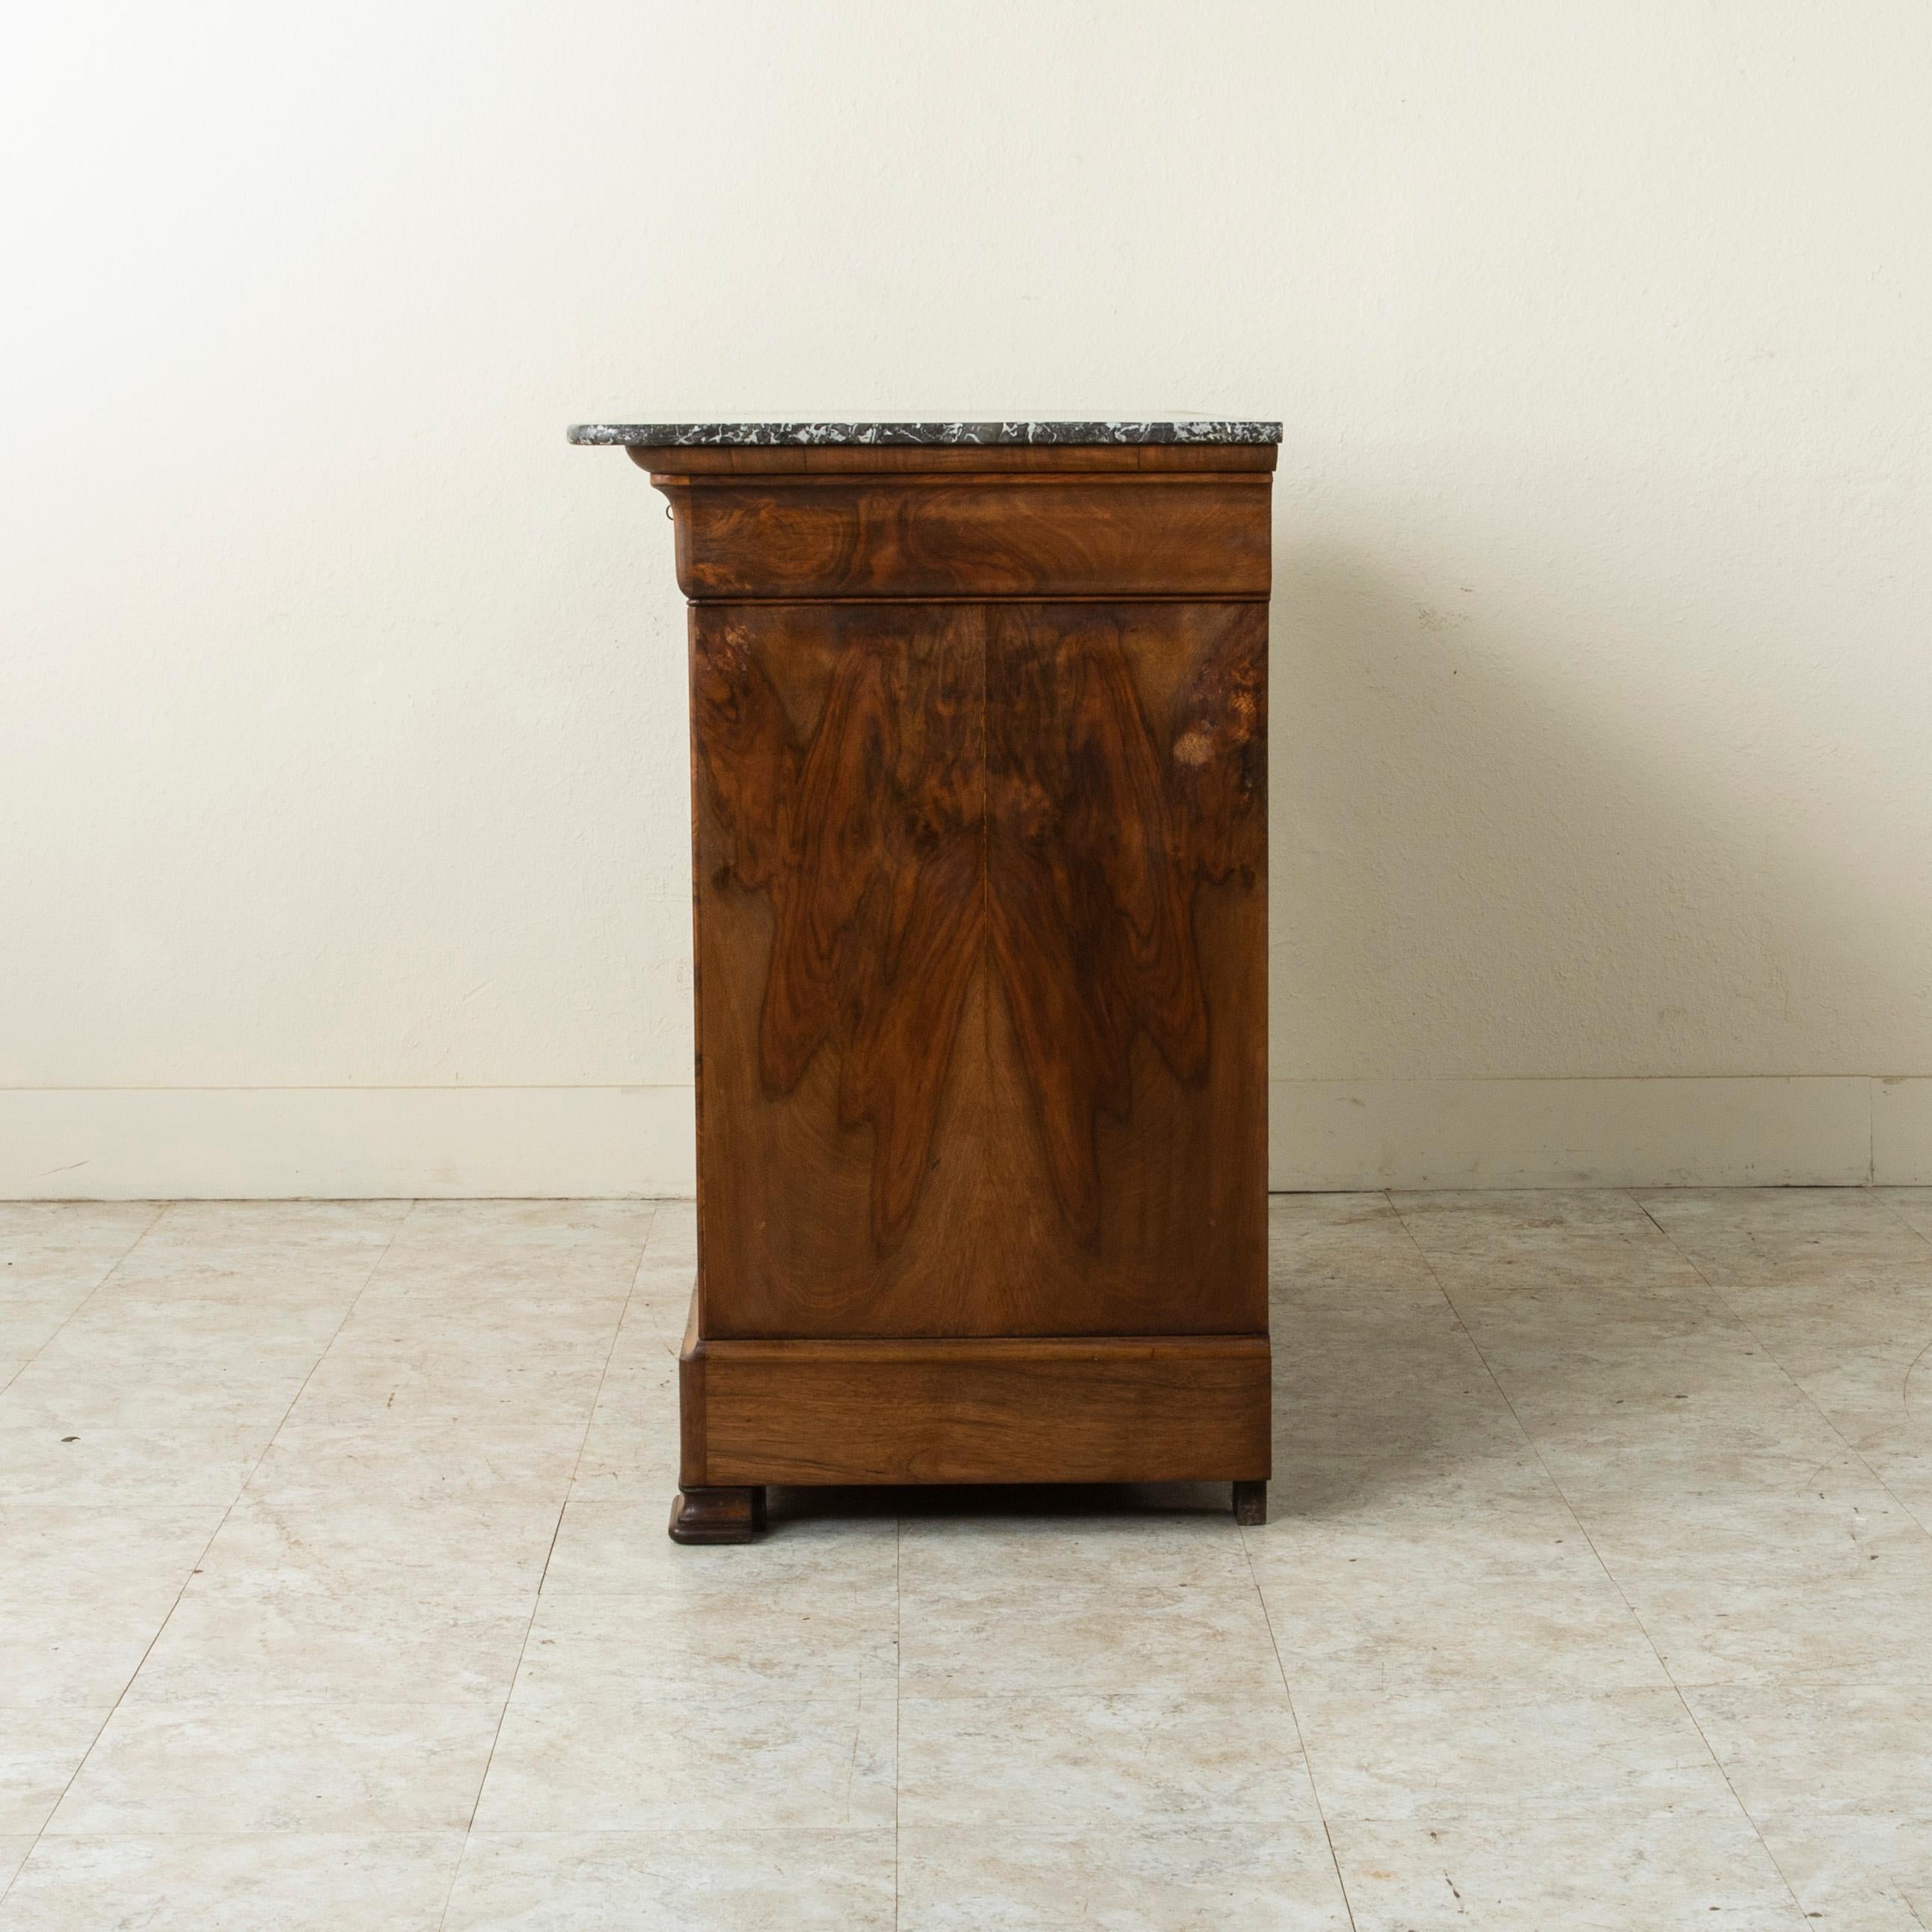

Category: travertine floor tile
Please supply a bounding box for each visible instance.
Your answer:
[1393,1189,1705,1290]
[384,1200,657,1251]
[178,1493,559,1595]
[1569,1457,1927,1584]
[7,1188,1930,1925]
[1852,1435,1932,1524]
[285,1352,610,1431]
[122,1497,558,1707]
[1638,1187,1932,1285]
[4,1297,343,1399]
[362,1203,654,1298]
[0,1203,159,1282]
[352,1261,634,1324]
[898,1823,1352,1931]
[46,1704,499,1834]
[473,1688,895,1833]
[0,1709,108,1834]
[543,1500,896,1597]
[638,1199,694,1263]
[1272,1292,1524,1462]
[0,1421,273,1506]
[1767,1351,1932,1450]
[0,1505,224,1705]
[444,1830,895,1931]
[1538,1438,1875,1512]
[1619,1560,1932,1687]
[567,1421,680,1501]
[318,1296,625,1379]
[1478,1329,1852,1461]
[1876,1186,1932,1239]
[244,1412,588,1508]
[1683,1681,1932,1818]
[1747,1812,1932,1932]
[0,1836,30,1894]
[1291,1684,1727,1820]
[512,1580,897,1705]
[899,1690,1314,1830]
[898,1580,1284,1699]
[0,1204,159,1371]
[123,1589,532,1708]
[0,1833,464,1931]
[568,1353,682,1501]
[1278,1395,1527,1465]
[1326,1803,1806,1931]
[898,1511,1252,1594]
[598,1333,681,1406]
[1251,1450,1592,1585]
[1268,1192,1440,1294]
[1257,1570,1672,1699]
[1714,1272,1932,1364]
[103,1201,408,1299]
[613,1290,693,1355]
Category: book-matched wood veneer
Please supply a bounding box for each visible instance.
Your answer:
[588,431,1275,1541]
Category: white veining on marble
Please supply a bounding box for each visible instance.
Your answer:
[566,417,1283,447]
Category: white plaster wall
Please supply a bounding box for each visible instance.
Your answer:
[5,1,1931,1195]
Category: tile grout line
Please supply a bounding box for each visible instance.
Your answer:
[893,1509,903,1932]
[1249,1212,1373,1932]
[1238,1527,1361,1932]
[0,1201,167,1399]
[7,1199,419,1900]
[1629,1189,1932,1545]
[1869,1186,1931,1239]
[0,1200,165,1907]
[1383,1189,1813,1926]
[432,1201,660,1932]
[1618,1188,1901,1915]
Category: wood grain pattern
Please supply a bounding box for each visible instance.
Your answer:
[616,441,1274,1528]
[693,603,984,1251]
[691,598,1266,1340]
[985,602,1265,1242]
[690,1332,1272,1487]
[664,476,1270,601]
[667,1485,764,1545]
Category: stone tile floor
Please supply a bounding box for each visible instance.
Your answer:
[2,1191,1932,1927]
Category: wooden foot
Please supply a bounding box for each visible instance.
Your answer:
[1233,1479,1267,1527]
[668,1485,765,1545]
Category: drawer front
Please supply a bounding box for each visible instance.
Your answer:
[668,476,1271,601]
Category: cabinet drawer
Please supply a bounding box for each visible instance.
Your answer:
[666,476,1271,601]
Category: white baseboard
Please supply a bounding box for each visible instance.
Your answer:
[2,1078,1928,1198]
[0,1088,696,1199]
[1874,1079,1932,1185]
[1272,1076,1913,1189]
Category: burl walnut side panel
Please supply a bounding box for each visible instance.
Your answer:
[622,440,1274,1539]
[690,597,1266,1339]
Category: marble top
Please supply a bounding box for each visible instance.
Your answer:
[566,420,1281,448]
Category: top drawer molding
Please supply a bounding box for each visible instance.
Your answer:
[655,476,1272,602]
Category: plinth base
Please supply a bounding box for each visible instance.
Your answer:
[672,1296,1269,1533]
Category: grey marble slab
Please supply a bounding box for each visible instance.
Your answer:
[566,420,1281,447]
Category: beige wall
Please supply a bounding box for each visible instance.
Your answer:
[6,2,1931,1195]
